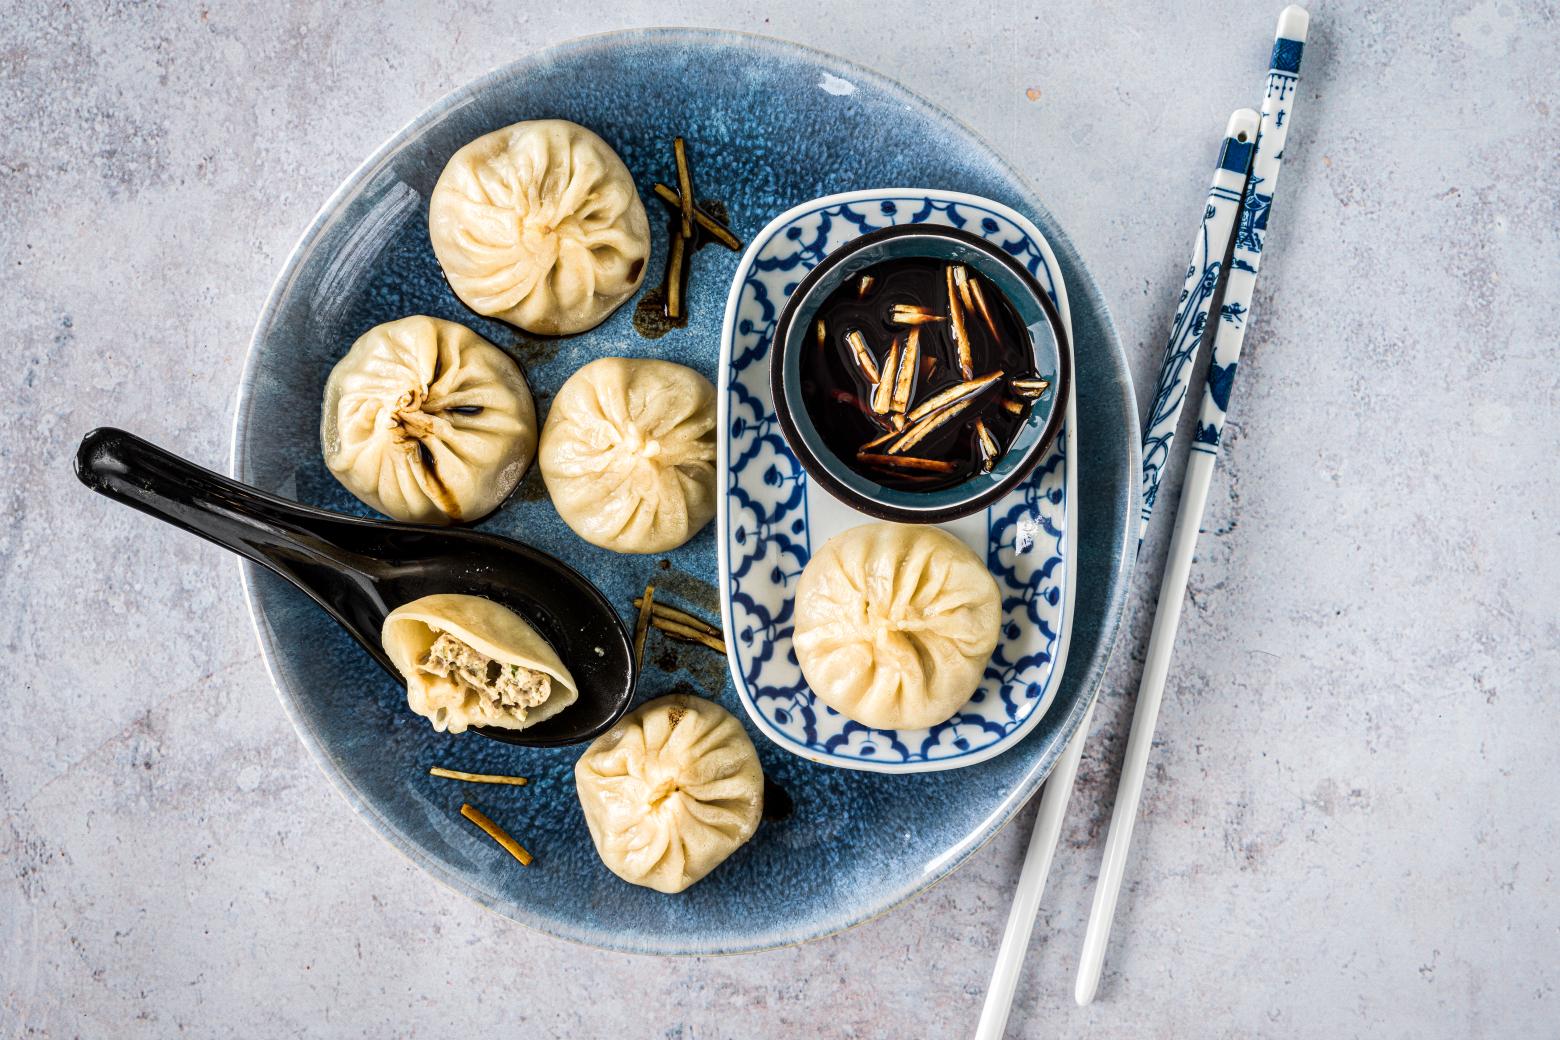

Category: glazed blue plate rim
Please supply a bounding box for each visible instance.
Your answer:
[717,187,1079,773]
[229,27,1141,955]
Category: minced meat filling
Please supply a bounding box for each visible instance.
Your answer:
[420,632,552,715]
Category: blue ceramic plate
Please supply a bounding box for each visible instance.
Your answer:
[720,189,1077,773]
[232,28,1138,954]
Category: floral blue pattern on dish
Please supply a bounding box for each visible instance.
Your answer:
[720,190,1076,773]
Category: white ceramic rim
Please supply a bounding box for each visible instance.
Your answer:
[716,186,1079,774]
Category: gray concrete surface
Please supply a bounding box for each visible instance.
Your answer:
[3,1,1556,1037]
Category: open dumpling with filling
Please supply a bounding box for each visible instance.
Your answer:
[539,358,717,554]
[382,594,577,734]
[575,694,763,893]
[321,315,536,525]
[791,523,1001,730]
[429,119,650,335]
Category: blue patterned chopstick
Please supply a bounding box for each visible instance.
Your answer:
[1137,108,1258,545]
[980,33,1293,1033]
[1191,8,1308,457]
[1074,5,1312,1006]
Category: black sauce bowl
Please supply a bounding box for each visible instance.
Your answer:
[769,223,1071,524]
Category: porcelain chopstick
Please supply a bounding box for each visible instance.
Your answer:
[973,107,1260,1040]
[1138,108,1260,545]
[1074,5,1311,1007]
[973,699,1095,1040]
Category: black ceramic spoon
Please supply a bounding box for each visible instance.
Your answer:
[74,427,636,748]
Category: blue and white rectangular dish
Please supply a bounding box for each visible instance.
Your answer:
[718,188,1078,773]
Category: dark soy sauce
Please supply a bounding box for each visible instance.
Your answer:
[800,257,1042,492]
[762,778,795,821]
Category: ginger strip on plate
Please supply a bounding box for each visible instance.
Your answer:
[460,804,533,867]
[431,767,528,787]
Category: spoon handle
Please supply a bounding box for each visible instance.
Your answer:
[74,428,395,671]
[76,427,347,567]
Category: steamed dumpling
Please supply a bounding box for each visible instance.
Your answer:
[321,315,536,525]
[429,119,651,336]
[539,358,717,554]
[792,523,1001,730]
[382,594,577,734]
[575,694,763,893]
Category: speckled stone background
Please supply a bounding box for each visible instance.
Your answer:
[3,1,1556,1037]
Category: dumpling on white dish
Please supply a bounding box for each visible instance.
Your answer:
[429,119,650,336]
[791,523,1001,730]
[539,357,717,554]
[382,593,577,734]
[321,315,536,525]
[574,694,763,893]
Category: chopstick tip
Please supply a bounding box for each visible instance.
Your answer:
[1226,108,1260,142]
[1278,5,1310,40]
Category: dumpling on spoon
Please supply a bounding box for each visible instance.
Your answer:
[539,358,717,554]
[321,315,537,525]
[382,594,578,734]
[429,119,651,335]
